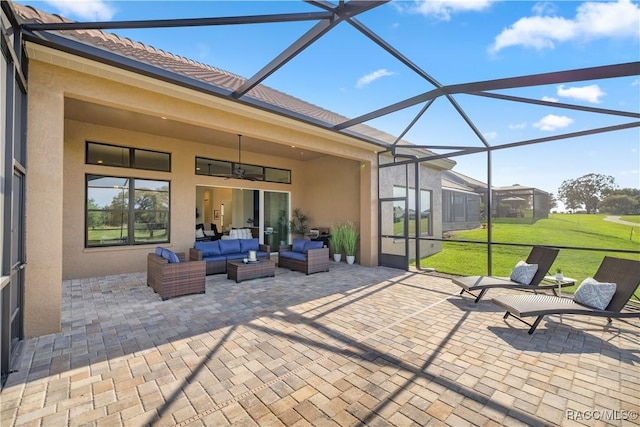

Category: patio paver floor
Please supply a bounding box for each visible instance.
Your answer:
[1,263,638,426]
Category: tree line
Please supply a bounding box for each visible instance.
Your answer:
[556,173,639,215]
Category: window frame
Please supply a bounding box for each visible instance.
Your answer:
[85,174,171,248]
[196,156,291,184]
[86,141,171,172]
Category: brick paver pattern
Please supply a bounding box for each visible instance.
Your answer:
[1,263,638,426]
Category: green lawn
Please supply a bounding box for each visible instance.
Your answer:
[621,215,640,224]
[88,227,168,244]
[419,214,640,293]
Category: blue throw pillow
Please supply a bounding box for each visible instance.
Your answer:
[161,248,180,263]
[219,239,241,254]
[292,238,307,253]
[155,246,164,256]
[305,240,323,250]
[240,238,259,252]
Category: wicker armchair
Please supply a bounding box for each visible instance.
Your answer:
[147,252,206,300]
[278,241,329,275]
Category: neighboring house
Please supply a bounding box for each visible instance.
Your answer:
[441,170,551,231]
[441,171,483,231]
[492,185,550,221]
[0,0,455,369]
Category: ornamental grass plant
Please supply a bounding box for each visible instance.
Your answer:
[330,223,345,256]
[342,221,359,256]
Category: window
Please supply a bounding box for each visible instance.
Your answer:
[86,142,170,172]
[393,186,432,236]
[264,167,291,184]
[86,175,170,247]
[196,156,291,184]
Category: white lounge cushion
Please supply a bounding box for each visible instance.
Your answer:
[574,277,616,310]
[510,260,538,285]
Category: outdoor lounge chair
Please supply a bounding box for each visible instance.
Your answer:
[491,256,640,334]
[452,246,560,303]
[147,250,206,300]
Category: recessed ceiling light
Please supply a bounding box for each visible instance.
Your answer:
[97,160,103,164]
[161,116,167,120]
[291,145,295,148]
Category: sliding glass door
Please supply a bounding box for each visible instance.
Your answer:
[196,186,289,252]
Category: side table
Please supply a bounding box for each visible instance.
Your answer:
[543,276,576,296]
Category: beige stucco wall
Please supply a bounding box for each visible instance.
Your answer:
[25,60,65,337]
[24,45,449,336]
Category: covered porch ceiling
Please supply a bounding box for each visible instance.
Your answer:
[64,97,328,161]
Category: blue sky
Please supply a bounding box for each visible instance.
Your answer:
[16,0,640,204]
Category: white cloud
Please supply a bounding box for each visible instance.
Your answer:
[45,0,115,21]
[356,69,395,89]
[542,96,558,102]
[632,79,639,86]
[489,0,640,52]
[557,84,605,104]
[532,2,558,16]
[483,131,497,140]
[533,114,574,131]
[402,0,496,21]
[508,122,527,130]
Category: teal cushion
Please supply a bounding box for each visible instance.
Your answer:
[161,248,180,263]
[194,240,221,257]
[292,238,307,253]
[219,239,241,254]
[306,240,323,250]
[240,238,259,252]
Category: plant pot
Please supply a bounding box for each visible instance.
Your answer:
[333,253,342,262]
[346,255,355,265]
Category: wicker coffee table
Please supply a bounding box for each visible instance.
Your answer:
[227,259,275,283]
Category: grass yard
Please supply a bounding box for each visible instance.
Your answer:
[420,213,640,293]
[87,227,168,245]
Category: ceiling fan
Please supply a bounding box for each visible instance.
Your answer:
[213,134,264,181]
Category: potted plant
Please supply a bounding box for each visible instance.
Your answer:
[342,221,359,265]
[555,268,563,281]
[289,208,309,238]
[330,222,344,262]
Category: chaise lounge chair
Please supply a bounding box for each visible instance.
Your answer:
[491,256,640,334]
[452,246,560,303]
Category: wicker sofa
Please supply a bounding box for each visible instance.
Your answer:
[189,238,270,275]
[147,248,206,300]
[278,238,329,275]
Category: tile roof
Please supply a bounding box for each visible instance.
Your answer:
[13,2,448,155]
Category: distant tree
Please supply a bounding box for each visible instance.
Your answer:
[600,188,640,215]
[599,195,638,215]
[611,188,640,198]
[135,187,169,238]
[86,197,105,229]
[548,193,558,211]
[557,173,616,214]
